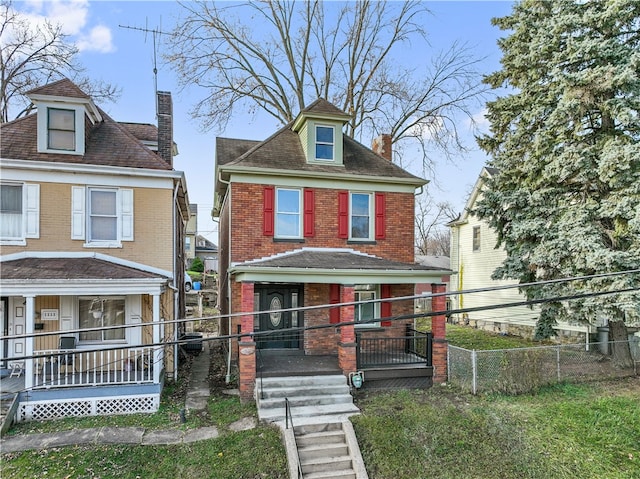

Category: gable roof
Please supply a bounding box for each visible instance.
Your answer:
[26,78,91,99]
[449,166,498,226]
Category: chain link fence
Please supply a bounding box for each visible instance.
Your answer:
[448,340,640,395]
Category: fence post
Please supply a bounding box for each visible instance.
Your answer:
[556,346,561,383]
[472,349,477,395]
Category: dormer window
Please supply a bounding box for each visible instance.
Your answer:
[315,125,334,161]
[48,108,76,150]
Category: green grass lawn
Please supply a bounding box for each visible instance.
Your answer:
[352,378,640,479]
[417,316,551,350]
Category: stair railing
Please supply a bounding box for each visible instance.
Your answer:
[285,398,304,479]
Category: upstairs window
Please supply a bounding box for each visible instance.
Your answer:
[72,186,133,247]
[276,188,301,238]
[48,108,75,151]
[350,193,372,240]
[89,189,118,242]
[0,183,39,243]
[472,226,481,251]
[1,185,22,239]
[315,125,334,161]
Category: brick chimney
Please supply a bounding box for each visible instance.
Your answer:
[157,91,173,167]
[372,134,392,161]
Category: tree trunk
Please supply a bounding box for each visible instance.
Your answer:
[608,320,634,369]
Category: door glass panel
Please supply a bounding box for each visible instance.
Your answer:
[269,296,282,327]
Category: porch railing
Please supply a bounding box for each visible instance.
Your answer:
[33,346,156,388]
[356,326,432,369]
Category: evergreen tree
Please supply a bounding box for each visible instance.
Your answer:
[476,0,640,364]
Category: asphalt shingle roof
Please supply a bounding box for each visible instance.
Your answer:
[235,248,444,271]
[0,257,166,281]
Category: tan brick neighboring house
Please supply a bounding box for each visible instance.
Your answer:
[214,99,450,401]
[0,79,190,421]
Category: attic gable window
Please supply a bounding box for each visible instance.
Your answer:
[315,125,334,161]
[48,108,75,151]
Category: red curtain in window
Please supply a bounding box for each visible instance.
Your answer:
[304,188,315,237]
[338,191,349,238]
[329,284,341,324]
[263,186,274,236]
[380,283,392,326]
[375,192,386,240]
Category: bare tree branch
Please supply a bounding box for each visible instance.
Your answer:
[0,0,120,123]
[167,0,487,173]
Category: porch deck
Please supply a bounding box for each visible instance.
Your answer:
[257,351,341,377]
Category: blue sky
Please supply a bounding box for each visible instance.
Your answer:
[14,0,514,244]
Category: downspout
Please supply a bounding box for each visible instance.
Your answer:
[218,171,234,384]
[172,180,180,381]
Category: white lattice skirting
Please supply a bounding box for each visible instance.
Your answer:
[17,394,160,422]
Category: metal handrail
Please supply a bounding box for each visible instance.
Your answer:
[356,327,433,369]
[285,398,304,478]
[256,343,264,400]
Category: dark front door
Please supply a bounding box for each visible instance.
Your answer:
[256,285,302,349]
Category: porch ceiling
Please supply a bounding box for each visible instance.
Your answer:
[230,248,450,284]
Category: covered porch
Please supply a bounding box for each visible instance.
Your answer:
[229,247,450,401]
[0,254,174,421]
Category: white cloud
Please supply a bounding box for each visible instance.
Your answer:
[77,25,114,53]
[467,108,490,133]
[13,0,114,54]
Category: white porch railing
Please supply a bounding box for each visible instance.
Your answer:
[33,346,157,389]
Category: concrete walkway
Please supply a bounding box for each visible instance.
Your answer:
[0,332,250,454]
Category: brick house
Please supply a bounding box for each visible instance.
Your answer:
[214,99,449,401]
[0,79,190,421]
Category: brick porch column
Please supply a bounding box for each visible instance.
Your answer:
[238,281,256,402]
[338,285,357,375]
[431,283,448,383]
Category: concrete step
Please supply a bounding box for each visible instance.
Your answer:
[294,422,343,435]
[299,442,349,461]
[305,470,357,479]
[258,384,350,399]
[260,374,348,388]
[260,402,360,423]
[301,455,353,475]
[296,429,346,447]
[258,393,354,410]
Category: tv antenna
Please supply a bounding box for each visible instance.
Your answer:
[119,20,171,117]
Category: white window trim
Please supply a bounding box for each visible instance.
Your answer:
[0,182,40,245]
[355,284,380,328]
[349,192,373,241]
[71,186,134,247]
[314,124,335,162]
[74,295,142,347]
[36,103,86,155]
[275,187,302,239]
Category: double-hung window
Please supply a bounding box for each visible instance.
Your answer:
[275,188,301,238]
[355,284,378,327]
[315,125,334,161]
[350,193,372,240]
[48,108,75,151]
[0,183,39,244]
[89,189,118,242]
[79,297,126,342]
[72,186,133,246]
[472,226,481,251]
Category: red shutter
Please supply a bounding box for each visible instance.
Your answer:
[329,284,340,324]
[263,186,274,236]
[380,283,392,326]
[375,192,386,240]
[338,191,349,239]
[304,188,315,237]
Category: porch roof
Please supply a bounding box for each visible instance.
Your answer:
[0,256,170,295]
[230,248,450,284]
